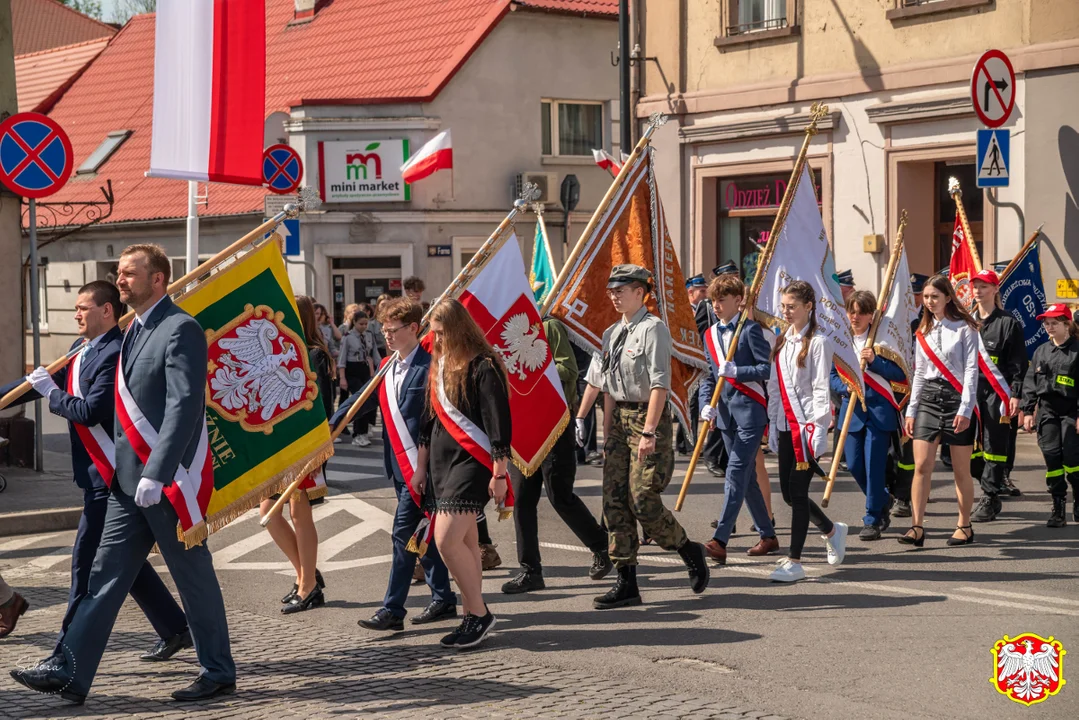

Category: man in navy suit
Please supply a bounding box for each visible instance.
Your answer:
[337,297,457,633]
[830,290,907,540]
[698,275,779,564]
[0,281,190,663]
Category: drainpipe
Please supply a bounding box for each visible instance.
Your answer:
[619,0,631,153]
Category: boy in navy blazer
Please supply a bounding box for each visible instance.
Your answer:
[830,291,907,540]
[697,276,779,564]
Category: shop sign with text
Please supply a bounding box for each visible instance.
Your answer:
[318,139,410,203]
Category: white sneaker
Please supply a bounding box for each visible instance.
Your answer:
[351,436,363,446]
[357,435,372,448]
[824,522,848,566]
[769,558,805,583]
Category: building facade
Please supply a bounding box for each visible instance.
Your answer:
[637,0,1079,300]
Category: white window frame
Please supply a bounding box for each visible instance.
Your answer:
[451,236,487,276]
[541,99,606,158]
[24,265,49,333]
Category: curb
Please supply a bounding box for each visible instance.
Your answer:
[0,508,83,537]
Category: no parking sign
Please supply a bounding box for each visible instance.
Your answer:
[0,113,73,198]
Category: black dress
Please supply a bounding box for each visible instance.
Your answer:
[422,354,512,514]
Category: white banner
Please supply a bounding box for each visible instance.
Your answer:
[876,244,916,379]
[754,165,864,397]
[318,139,410,202]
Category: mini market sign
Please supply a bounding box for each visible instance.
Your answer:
[318,139,410,202]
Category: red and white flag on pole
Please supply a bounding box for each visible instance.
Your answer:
[592,148,622,177]
[401,130,453,184]
[149,0,266,185]
[949,212,982,310]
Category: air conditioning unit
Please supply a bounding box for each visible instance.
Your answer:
[515,172,558,205]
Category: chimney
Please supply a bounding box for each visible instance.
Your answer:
[294,0,317,21]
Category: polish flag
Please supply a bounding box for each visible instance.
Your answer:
[592,148,622,177]
[401,130,453,184]
[148,0,266,185]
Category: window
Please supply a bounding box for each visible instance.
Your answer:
[717,0,798,46]
[24,266,48,333]
[933,162,983,271]
[76,130,131,175]
[540,100,604,157]
[887,0,994,21]
[733,0,786,34]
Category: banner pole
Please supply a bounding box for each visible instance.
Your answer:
[997,224,1044,282]
[674,101,831,512]
[821,211,908,508]
[949,178,982,272]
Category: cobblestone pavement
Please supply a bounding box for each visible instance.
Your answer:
[0,582,785,720]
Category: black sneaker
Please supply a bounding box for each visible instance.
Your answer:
[453,611,497,650]
[440,618,469,648]
[589,551,613,581]
[892,499,912,518]
[358,608,404,633]
[858,524,882,541]
[501,571,545,595]
[971,495,1001,523]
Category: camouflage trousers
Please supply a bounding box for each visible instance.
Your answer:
[603,403,687,567]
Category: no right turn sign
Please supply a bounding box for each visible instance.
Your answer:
[971,49,1016,128]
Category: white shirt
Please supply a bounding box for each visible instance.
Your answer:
[906,316,979,420]
[134,294,167,327]
[87,331,108,349]
[766,326,833,457]
[392,345,420,394]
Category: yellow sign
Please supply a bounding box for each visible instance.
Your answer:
[991,633,1066,706]
[1057,278,1079,299]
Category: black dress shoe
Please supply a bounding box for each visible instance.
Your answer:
[706,461,725,478]
[281,568,326,604]
[10,665,84,705]
[171,675,236,702]
[410,600,457,625]
[141,628,194,661]
[282,585,325,615]
[358,608,404,632]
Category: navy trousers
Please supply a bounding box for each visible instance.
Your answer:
[844,426,892,525]
[56,485,234,696]
[713,424,775,543]
[53,485,187,656]
[383,479,456,618]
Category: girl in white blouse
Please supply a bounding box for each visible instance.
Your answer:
[901,275,980,548]
[766,281,848,582]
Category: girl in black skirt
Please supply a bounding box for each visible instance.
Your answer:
[902,275,980,547]
[420,299,511,650]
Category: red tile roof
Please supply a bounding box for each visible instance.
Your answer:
[34,0,616,228]
[15,38,110,112]
[512,0,618,17]
[11,0,116,55]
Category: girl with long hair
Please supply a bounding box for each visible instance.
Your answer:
[420,298,511,649]
[258,295,334,613]
[766,281,847,582]
[901,275,980,547]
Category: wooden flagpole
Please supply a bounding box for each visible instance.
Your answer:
[949,177,983,272]
[260,190,537,525]
[0,192,317,412]
[673,102,830,512]
[997,224,1044,282]
[821,211,908,508]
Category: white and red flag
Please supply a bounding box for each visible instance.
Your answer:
[149,0,266,185]
[401,130,453,184]
[455,233,569,477]
[949,213,982,310]
[592,148,622,177]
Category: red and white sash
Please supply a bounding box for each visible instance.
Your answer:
[915,331,981,424]
[774,351,817,470]
[68,343,116,486]
[115,336,214,535]
[852,336,909,413]
[703,322,766,408]
[976,336,1012,417]
[431,358,514,514]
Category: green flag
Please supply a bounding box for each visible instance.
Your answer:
[529,218,556,305]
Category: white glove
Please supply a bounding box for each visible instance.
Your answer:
[134,477,164,508]
[768,428,778,454]
[717,361,738,379]
[700,404,717,423]
[809,424,828,460]
[27,366,59,399]
[574,418,587,448]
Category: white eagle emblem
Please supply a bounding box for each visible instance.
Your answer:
[209,318,308,422]
[493,313,548,381]
[996,639,1061,702]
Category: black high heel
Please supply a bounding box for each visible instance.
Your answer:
[282,585,325,614]
[281,569,325,604]
[897,525,924,547]
[946,525,974,546]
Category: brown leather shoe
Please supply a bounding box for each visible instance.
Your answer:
[480,543,502,571]
[747,536,780,556]
[703,539,726,565]
[0,592,29,639]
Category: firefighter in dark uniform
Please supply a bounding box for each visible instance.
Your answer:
[576,264,709,609]
[969,269,1028,523]
[1020,304,1079,527]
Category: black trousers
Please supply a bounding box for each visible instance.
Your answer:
[777,431,833,560]
[886,433,914,502]
[345,361,375,435]
[1006,416,1019,475]
[1036,409,1079,498]
[970,392,1011,497]
[510,423,607,572]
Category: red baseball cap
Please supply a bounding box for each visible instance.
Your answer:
[972,269,1000,286]
[1036,304,1072,321]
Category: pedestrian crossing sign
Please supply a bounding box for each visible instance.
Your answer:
[977,129,1010,187]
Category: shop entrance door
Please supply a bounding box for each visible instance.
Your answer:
[330,257,402,325]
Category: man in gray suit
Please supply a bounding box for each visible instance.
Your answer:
[10,244,235,705]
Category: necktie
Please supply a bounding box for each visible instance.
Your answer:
[601,326,629,374]
[123,321,141,356]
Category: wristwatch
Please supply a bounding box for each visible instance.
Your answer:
[641,431,656,438]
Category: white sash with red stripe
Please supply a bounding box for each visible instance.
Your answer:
[68,343,116,486]
[115,335,213,535]
[976,336,1012,416]
[915,331,981,424]
[703,322,766,408]
[774,350,817,470]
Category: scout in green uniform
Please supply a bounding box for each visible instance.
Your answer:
[576,264,709,609]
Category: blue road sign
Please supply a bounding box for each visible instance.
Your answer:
[281,218,300,256]
[977,129,1009,188]
[0,112,73,198]
[263,144,303,194]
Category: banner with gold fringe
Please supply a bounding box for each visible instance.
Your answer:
[174,239,333,545]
